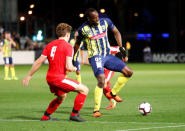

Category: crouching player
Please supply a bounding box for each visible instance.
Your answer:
[22,23,88,122]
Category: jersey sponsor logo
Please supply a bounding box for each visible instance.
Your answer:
[90,32,106,40]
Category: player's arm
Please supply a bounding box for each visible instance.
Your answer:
[74,39,81,57]
[9,38,17,47]
[112,27,127,59]
[22,56,47,86]
[0,41,5,54]
[111,26,122,47]
[0,45,2,52]
[66,56,77,72]
[74,29,83,58]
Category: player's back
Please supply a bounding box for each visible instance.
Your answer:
[42,39,72,82]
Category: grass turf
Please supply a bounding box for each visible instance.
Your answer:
[0,63,185,131]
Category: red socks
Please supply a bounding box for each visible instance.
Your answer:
[41,97,63,120]
[71,93,87,116]
[46,97,63,114]
[103,82,111,95]
[41,93,87,118]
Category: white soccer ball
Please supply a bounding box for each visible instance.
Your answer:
[138,102,152,115]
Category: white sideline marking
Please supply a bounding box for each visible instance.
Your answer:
[92,121,185,125]
[0,119,185,125]
[116,125,185,131]
[0,119,40,122]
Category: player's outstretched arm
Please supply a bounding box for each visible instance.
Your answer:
[22,56,47,86]
[9,38,17,47]
[111,26,122,47]
[73,39,81,57]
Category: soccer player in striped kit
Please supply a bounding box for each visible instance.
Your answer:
[0,31,18,80]
[74,8,133,117]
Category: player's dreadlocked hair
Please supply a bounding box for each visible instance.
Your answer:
[56,23,72,37]
[85,8,97,18]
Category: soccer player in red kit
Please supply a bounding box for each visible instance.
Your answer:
[22,23,88,122]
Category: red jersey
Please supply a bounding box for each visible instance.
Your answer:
[41,39,73,82]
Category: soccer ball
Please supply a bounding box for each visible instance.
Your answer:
[138,102,152,115]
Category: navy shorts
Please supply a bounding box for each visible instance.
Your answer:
[88,55,126,77]
[3,57,13,64]
[73,60,80,71]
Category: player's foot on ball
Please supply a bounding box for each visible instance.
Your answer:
[4,77,11,80]
[40,116,58,121]
[106,92,123,102]
[12,76,18,80]
[93,111,102,117]
[70,115,87,122]
[106,99,117,110]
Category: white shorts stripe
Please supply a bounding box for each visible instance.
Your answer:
[62,79,79,88]
[6,58,9,64]
[106,71,113,81]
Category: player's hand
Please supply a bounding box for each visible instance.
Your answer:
[119,47,127,58]
[22,76,31,86]
[122,56,128,62]
[73,66,77,72]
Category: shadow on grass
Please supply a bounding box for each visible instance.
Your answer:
[5,115,39,120]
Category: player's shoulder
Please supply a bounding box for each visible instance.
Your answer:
[44,39,59,49]
[78,22,89,31]
[58,40,72,49]
[99,17,113,27]
[65,41,72,48]
[100,17,111,22]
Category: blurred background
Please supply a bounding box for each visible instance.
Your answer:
[0,0,185,63]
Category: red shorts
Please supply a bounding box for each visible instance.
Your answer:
[47,78,80,96]
[104,68,114,81]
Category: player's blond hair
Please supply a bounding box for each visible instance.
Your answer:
[56,23,72,37]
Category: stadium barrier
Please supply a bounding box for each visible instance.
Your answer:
[0,51,35,65]
[0,50,89,65]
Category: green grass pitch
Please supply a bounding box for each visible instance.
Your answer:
[0,63,185,131]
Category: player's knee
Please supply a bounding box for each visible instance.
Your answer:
[10,64,14,67]
[58,94,67,101]
[98,80,105,88]
[127,70,133,78]
[80,84,89,95]
[97,74,105,88]
[5,64,9,67]
[122,66,133,78]
[76,70,80,75]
